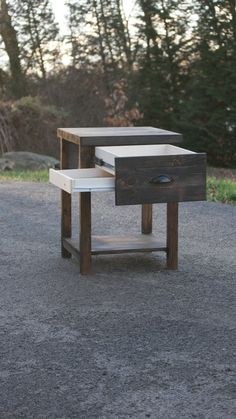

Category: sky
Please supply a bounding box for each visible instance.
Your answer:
[50,0,136,35]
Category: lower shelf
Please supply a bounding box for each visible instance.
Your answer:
[63,235,167,257]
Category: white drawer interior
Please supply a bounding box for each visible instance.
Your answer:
[95,144,195,170]
[49,168,115,194]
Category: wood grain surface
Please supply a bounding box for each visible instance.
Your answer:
[142,204,153,234]
[79,145,95,274]
[115,153,206,205]
[58,126,182,146]
[167,202,178,270]
[63,235,167,256]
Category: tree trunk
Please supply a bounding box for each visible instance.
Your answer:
[92,0,108,77]
[98,0,116,68]
[28,0,47,79]
[0,0,27,98]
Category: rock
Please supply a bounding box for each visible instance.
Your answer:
[0,158,15,171]
[1,151,59,171]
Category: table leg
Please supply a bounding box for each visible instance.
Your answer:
[80,192,91,274]
[79,146,95,275]
[142,204,153,234]
[167,202,178,270]
[60,139,72,258]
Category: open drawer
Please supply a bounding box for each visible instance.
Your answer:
[95,144,206,205]
[49,168,115,193]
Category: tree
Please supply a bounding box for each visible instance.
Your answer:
[0,0,27,97]
[136,0,190,129]
[181,0,236,166]
[65,0,90,67]
[65,0,133,74]
[14,0,59,79]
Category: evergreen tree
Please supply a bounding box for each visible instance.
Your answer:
[181,0,236,166]
[136,0,190,129]
[14,0,59,79]
[66,0,90,67]
[65,0,132,73]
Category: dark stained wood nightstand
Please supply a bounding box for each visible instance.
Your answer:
[50,127,206,274]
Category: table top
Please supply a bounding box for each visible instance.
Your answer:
[57,126,182,146]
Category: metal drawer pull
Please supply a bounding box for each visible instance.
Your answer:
[149,175,173,184]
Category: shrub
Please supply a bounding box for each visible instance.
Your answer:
[11,96,66,158]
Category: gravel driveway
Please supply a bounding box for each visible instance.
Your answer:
[0,181,236,419]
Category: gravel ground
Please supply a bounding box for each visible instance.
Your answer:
[0,181,236,419]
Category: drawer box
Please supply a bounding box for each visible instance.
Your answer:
[50,145,206,205]
[95,144,206,205]
[95,144,193,170]
[49,168,115,193]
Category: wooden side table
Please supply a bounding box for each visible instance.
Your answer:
[54,127,205,275]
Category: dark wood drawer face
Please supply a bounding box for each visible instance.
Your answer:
[115,153,206,205]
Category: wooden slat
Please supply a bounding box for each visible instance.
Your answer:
[67,141,79,167]
[79,145,95,169]
[63,236,167,256]
[57,127,182,146]
[167,202,178,270]
[92,235,166,254]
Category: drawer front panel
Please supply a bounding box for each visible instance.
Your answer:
[115,153,206,205]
